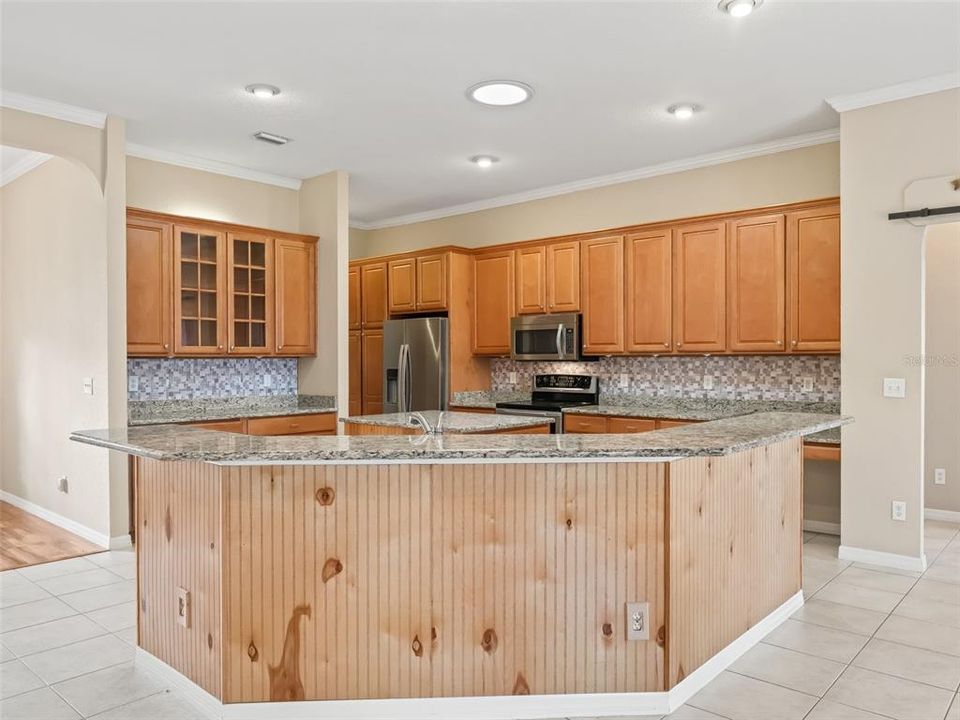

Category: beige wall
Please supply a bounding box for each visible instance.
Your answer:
[0,157,111,536]
[126,156,301,233]
[840,89,960,564]
[924,222,960,513]
[353,142,839,257]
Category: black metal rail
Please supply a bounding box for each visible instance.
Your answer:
[888,205,960,221]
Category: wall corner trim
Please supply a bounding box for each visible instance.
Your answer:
[0,149,51,187]
[0,490,109,549]
[838,544,928,572]
[826,72,960,113]
[0,89,107,128]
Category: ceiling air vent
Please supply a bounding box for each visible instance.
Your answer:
[253,131,290,146]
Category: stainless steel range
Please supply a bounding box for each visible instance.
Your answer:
[495,374,599,433]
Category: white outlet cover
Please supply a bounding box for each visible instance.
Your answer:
[801,377,814,392]
[508,372,517,384]
[620,373,630,388]
[883,378,906,398]
[891,501,907,521]
[127,375,140,392]
[935,468,946,485]
[263,373,272,388]
[702,375,714,390]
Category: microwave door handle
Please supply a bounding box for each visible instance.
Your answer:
[556,324,565,360]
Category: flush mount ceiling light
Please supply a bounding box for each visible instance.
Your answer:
[245,83,281,99]
[467,80,533,107]
[253,130,290,145]
[667,103,700,120]
[470,154,500,168]
[719,0,762,18]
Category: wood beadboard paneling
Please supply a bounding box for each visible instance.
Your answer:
[136,458,222,699]
[666,439,802,687]
[218,462,666,702]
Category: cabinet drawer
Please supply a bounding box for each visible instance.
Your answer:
[563,414,609,433]
[656,419,696,429]
[188,419,248,433]
[246,412,337,436]
[448,406,496,414]
[607,417,657,434]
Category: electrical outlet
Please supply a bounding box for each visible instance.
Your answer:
[176,587,191,628]
[625,601,649,640]
[57,476,68,494]
[82,377,94,395]
[620,373,630,389]
[508,372,517,384]
[935,468,946,486]
[127,375,139,393]
[883,378,906,398]
[263,373,272,388]
[891,501,907,522]
[702,375,714,390]
[801,376,814,392]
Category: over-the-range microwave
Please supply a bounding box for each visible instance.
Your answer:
[510,312,586,361]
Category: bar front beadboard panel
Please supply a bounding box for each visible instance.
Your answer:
[219,462,667,702]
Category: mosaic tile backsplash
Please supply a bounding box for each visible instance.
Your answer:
[491,355,840,402]
[127,358,298,401]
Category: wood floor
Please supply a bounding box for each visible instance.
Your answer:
[0,501,104,570]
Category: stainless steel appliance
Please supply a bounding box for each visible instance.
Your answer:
[495,374,599,433]
[383,317,449,413]
[510,312,583,361]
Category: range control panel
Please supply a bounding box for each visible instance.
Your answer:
[533,374,598,392]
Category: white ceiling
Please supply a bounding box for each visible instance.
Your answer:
[2,2,958,224]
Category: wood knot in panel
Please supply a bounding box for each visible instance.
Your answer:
[163,507,172,542]
[565,518,573,529]
[247,642,258,661]
[411,634,423,657]
[315,486,336,506]
[431,627,438,647]
[268,605,311,701]
[657,625,666,648]
[321,558,344,583]
[481,628,498,654]
[601,622,613,638]
[207,633,213,650]
[512,671,530,695]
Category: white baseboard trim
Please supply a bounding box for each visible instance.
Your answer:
[136,591,803,719]
[0,490,109,548]
[803,520,841,536]
[838,544,927,572]
[109,534,133,550]
[925,508,960,524]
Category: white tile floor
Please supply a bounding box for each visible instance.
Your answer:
[0,523,957,720]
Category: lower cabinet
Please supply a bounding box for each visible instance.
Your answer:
[564,414,696,433]
[188,419,247,433]
[186,412,336,436]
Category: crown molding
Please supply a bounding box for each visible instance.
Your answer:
[126,143,303,191]
[827,72,960,113]
[0,149,52,187]
[0,90,106,128]
[350,127,840,230]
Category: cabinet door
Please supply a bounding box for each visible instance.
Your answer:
[127,218,172,356]
[173,224,226,355]
[388,258,417,313]
[581,235,625,354]
[515,246,546,315]
[348,329,362,416]
[787,206,840,352]
[625,229,672,353]
[274,238,316,356]
[563,414,608,433]
[348,265,361,330]
[361,329,384,414]
[727,214,786,352]
[546,241,580,313]
[673,222,726,353]
[472,250,515,355]
[360,261,388,327]
[416,253,447,310]
[607,417,657,433]
[227,233,273,355]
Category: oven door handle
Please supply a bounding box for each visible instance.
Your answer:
[556,324,565,360]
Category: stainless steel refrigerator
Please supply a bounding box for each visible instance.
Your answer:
[382,317,449,413]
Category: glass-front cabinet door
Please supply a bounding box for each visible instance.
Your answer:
[173,225,226,354]
[227,233,273,355]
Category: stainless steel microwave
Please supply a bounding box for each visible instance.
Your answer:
[510,313,583,361]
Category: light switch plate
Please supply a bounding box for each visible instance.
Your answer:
[82,377,94,395]
[935,468,946,485]
[883,378,906,398]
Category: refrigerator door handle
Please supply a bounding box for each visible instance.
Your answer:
[556,324,565,360]
[404,343,413,411]
[398,344,407,413]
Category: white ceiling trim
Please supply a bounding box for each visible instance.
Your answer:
[350,127,841,231]
[1,150,52,187]
[826,72,960,113]
[0,89,106,128]
[126,143,303,191]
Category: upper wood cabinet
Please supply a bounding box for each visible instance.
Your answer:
[515,246,547,314]
[387,258,417,313]
[727,214,786,352]
[787,206,840,352]
[546,241,581,313]
[173,224,227,355]
[127,218,172,355]
[416,253,448,311]
[673,221,726,353]
[348,329,362,416]
[581,235,625,355]
[274,238,316,356]
[360,262,388,327]
[348,265,361,330]
[473,250,515,355]
[625,229,672,353]
[227,232,273,356]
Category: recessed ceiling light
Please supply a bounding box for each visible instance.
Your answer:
[667,103,700,120]
[719,0,762,18]
[245,83,281,99]
[467,80,533,107]
[253,130,290,145]
[470,155,500,168]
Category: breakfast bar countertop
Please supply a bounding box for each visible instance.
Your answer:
[127,394,337,426]
[341,410,554,433]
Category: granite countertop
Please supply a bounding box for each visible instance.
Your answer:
[449,390,531,409]
[71,411,850,465]
[128,395,337,426]
[341,410,553,433]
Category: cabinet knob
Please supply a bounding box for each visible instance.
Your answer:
[777,340,782,345]
[218,345,223,350]
[163,343,169,351]
[676,342,683,348]
[791,340,798,347]
[229,345,235,351]
[278,344,283,350]
[663,342,669,348]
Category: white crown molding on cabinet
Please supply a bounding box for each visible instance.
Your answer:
[350,127,841,230]
[0,149,51,187]
[0,89,107,128]
[126,143,303,191]
[826,72,960,113]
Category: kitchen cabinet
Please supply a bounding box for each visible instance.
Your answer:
[127,217,172,355]
[416,253,447,310]
[246,412,337,436]
[546,241,580,313]
[580,235,624,355]
[787,206,840,352]
[361,328,384,414]
[227,232,273,355]
[625,229,672,353]
[656,419,695,429]
[360,261,388,327]
[515,245,547,314]
[349,330,362,416]
[727,214,786,352]
[607,417,657,433]
[188,419,248,433]
[563,414,609,433]
[387,258,417,313]
[274,238,317,356]
[472,250,515,355]
[173,224,226,355]
[673,221,726,353]
[348,265,361,330]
